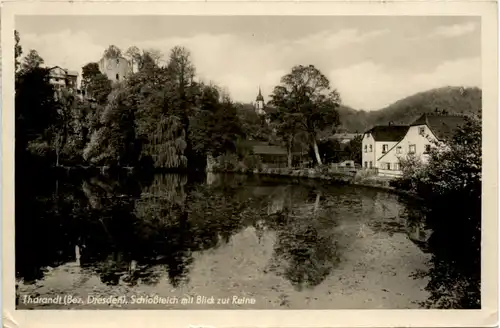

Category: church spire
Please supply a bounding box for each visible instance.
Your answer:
[256,85,264,102]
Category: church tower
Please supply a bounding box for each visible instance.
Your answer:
[255,86,265,115]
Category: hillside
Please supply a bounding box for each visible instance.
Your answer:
[338,86,482,133]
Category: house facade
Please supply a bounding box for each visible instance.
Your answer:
[372,114,468,177]
[48,66,78,91]
[48,66,79,100]
[361,125,408,171]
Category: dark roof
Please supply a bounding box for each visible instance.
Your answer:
[411,114,468,140]
[253,145,287,155]
[256,87,264,102]
[365,125,409,142]
[240,140,287,155]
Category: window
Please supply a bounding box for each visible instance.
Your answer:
[364,161,368,168]
[364,145,367,153]
[382,162,390,170]
[396,146,402,154]
[369,145,373,152]
[409,144,416,154]
[382,144,388,153]
[116,73,120,80]
[424,144,431,153]
[369,161,373,168]
[393,163,400,171]
[419,127,425,136]
[116,58,120,64]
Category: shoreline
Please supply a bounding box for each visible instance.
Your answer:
[45,164,419,200]
[211,167,421,201]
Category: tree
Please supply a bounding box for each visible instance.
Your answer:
[345,135,362,164]
[15,30,23,72]
[83,84,141,166]
[48,89,81,166]
[82,62,101,84]
[103,45,122,59]
[124,46,141,72]
[15,66,56,154]
[236,103,273,142]
[190,84,243,158]
[267,104,301,168]
[166,46,198,170]
[81,62,112,105]
[21,50,44,72]
[398,116,481,308]
[269,65,341,166]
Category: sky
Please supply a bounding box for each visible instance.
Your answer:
[16,16,481,110]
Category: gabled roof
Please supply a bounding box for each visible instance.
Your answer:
[48,66,78,77]
[364,125,409,142]
[411,114,467,140]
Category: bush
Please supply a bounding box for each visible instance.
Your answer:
[214,153,239,172]
[398,116,481,309]
[242,154,262,171]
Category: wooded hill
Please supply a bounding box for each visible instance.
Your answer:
[336,86,482,133]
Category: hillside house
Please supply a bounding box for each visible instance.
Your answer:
[366,114,468,177]
[48,66,79,100]
[49,66,78,91]
[361,124,408,171]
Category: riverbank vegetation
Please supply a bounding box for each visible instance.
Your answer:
[396,115,482,308]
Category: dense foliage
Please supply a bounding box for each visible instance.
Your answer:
[15,33,252,172]
[397,115,482,308]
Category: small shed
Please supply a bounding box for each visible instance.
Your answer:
[251,142,288,168]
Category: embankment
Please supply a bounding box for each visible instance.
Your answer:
[211,166,419,199]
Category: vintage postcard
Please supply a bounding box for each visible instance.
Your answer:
[2,1,498,327]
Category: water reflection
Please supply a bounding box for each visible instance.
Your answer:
[16,172,431,308]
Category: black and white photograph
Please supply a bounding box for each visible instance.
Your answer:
[2,2,498,326]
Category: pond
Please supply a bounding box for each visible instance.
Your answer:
[15,171,431,309]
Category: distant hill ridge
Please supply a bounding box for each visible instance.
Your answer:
[337,86,482,133]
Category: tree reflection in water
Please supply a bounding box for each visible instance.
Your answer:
[265,187,341,291]
[16,172,275,288]
[16,172,433,301]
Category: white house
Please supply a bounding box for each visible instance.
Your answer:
[361,124,409,170]
[376,114,468,177]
